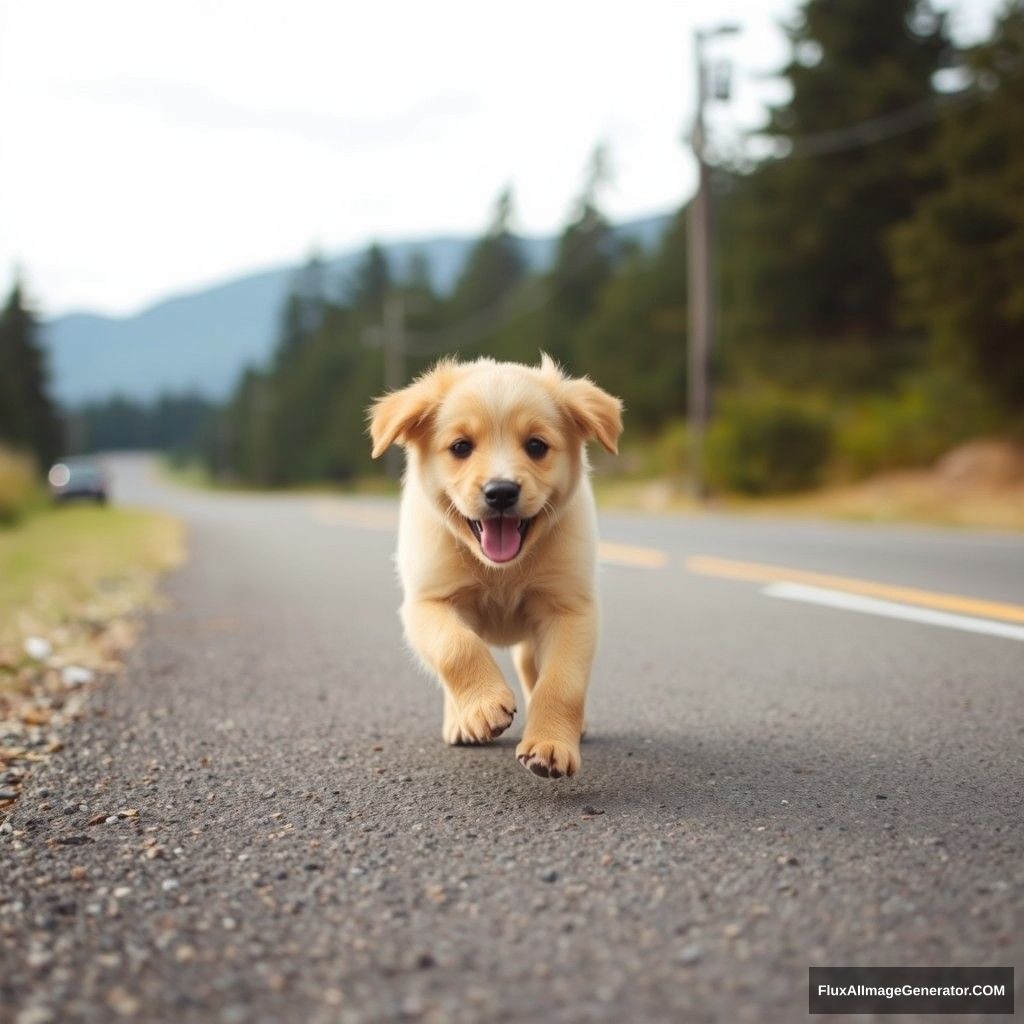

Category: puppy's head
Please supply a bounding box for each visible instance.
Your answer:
[369,355,622,567]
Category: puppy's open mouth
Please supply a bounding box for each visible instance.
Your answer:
[466,516,532,563]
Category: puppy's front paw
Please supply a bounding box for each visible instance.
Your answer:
[444,685,516,745]
[516,738,580,779]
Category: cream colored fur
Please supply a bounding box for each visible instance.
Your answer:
[369,355,622,779]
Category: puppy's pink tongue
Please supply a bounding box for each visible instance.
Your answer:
[480,517,522,562]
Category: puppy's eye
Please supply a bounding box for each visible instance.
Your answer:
[449,439,473,459]
[524,437,548,459]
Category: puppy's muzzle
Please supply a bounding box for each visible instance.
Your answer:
[467,479,532,563]
[482,479,520,512]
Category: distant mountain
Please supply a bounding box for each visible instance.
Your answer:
[42,213,670,405]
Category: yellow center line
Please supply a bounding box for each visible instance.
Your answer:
[686,554,1024,625]
[598,541,669,569]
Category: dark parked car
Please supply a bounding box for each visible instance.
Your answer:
[47,459,109,505]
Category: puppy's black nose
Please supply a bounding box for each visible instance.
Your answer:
[483,479,520,511]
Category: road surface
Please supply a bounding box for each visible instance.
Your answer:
[3,455,1022,1023]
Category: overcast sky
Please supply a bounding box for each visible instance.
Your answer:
[0,0,1001,318]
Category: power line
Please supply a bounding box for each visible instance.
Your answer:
[724,87,982,162]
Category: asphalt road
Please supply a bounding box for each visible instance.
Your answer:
[3,454,1022,1023]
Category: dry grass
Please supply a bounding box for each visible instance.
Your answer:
[595,439,1024,532]
[758,473,1024,530]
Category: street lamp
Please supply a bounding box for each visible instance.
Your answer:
[688,22,740,500]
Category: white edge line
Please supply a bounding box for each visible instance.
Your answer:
[763,581,1024,644]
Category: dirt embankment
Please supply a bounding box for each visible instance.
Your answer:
[803,439,1024,530]
[598,439,1024,531]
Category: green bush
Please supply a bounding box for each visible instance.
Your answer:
[649,419,689,478]
[601,418,690,480]
[0,446,41,526]
[616,419,689,479]
[706,394,833,495]
[835,368,997,477]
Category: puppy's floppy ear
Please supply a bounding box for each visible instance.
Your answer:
[367,359,458,458]
[560,375,624,455]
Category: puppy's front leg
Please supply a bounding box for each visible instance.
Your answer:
[516,607,596,779]
[402,598,516,745]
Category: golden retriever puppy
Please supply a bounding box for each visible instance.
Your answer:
[369,355,622,779]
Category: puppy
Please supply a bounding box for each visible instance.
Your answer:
[369,355,622,779]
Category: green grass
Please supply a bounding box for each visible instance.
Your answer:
[0,504,183,646]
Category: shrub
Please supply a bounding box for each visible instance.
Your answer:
[835,368,997,477]
[706,394,833,495]
[0,446,41,526]
[650,419,689,478]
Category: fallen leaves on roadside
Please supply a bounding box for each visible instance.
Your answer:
[1,602,152,820]
[20,706,52,726]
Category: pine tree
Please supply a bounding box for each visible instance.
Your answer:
[275,252,328,363]
[891,1,1024,409]
[573,211,689,431]
[450,186,527,317]
[0,280,62,468]
[547,144,616,365]
[351,244,391,318]
[726,0,951,346]
[404,250,433,293]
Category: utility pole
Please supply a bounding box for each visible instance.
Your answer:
[688,30,712,501]
[687,23,738,500]
[364,293,419,479]
[382,294,405,480]
[364,294,403,481]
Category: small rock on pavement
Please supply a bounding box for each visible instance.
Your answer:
[106,988,141,1017]
[161,879,179,892]
[61,665,95,688]
[676,944,704,966]
[16,1006,55,1024]
[539,869,558,883]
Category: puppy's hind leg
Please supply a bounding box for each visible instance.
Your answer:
[512,641,538,709]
